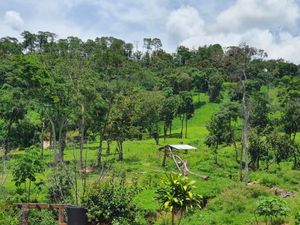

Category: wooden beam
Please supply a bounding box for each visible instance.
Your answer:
[16,203,69,209]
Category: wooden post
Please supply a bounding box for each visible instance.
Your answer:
[58,206,67,225]
[20,205,29,225]
[16,203,69,225]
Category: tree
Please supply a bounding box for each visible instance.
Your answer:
[208,70,223,102]
[0,37,22,58]
[0,55,45,172]
[205,103,239,164]
[249,131,267,171]
[249,91,270,134]
[178,92,194,139]
[160,95,180,140]
[155,173,201,225]
[134,91,165,145]
[109,92,139,161]
[191,69,208,94]
[278,76,300,168]
[21,31,37,52]
[12,147,45,202]
[255,197,289,225]
[225,44,266,187]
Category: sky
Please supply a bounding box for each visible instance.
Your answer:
[1,0,300,63]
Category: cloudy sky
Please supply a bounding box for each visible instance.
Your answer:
[1,0,300,63]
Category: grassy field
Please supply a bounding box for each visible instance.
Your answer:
[1,92,300,225]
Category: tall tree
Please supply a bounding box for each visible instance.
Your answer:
[225,44,266,187]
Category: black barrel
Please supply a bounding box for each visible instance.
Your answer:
[66,206,87,225]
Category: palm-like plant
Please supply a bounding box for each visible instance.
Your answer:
[155,173,202,225]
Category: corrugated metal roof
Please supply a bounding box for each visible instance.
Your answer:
[168,144,197,150]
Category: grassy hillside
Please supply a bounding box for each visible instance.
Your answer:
[2,92,300,225]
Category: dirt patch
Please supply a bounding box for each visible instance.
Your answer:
[271,187,297,198]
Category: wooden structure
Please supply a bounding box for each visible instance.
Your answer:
[16,203,69,225]
[159,144,197,176]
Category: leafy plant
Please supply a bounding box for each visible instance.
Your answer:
[255,197,289,225]
[295,212,300,225]
[82,176,141,225]
[12,147,45,202]
[155,173,202,225]
[47,164,73,204]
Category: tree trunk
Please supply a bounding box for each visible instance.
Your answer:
[49,131,52,150]
[106,139,111,156]
[169,122,172,136]
[49,119,57,164]
[41,122,44,158]
[242,69,250,188]
[180,115,184,139]
[28,180,31,202]
[292,133,299,169]
[154,137,159,145]
[163,122,167,141]
[214,145,218,165]
[239,146,243,182]
[98,101,112,166]
[171,211,175,225]
[1,148,6,179]
[117,141,123,161]
[233,140,238,163]
[97,138,103,166]
[79,104,85,169]
[58,119,67,163]
[185,117,188,138]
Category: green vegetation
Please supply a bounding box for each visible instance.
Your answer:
[0,32,299,224]
[155,173,201,225]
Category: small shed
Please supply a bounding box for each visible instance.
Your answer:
[168,144,197,151]
[160,144,197,176]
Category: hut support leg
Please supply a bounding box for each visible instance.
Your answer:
[162,148,167,167]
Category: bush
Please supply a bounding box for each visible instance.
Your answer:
[295,212,300,225]
[255,197,289,225]
[28,209,57,225]
[259,175,278,187]
[47,164,73,204]
[82,176,142,225]
[155,173,202,225]
[12,146,45,202]
[0,187,19,225]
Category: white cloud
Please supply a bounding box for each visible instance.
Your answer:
[3,10,24,31]
[1,0,300,63]
[213,0,299,33]
[166,6,205,43]
[166,0,300,63]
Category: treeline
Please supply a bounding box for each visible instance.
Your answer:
[0,31,299,176]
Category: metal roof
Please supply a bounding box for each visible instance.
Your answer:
[168,144,197,150]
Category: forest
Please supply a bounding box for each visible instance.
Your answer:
[0,31,299,225]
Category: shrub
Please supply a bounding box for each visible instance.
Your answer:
[28,209,57,225]
[255,197,289,225]
[0,187,19,225]
[259,175,278,187]
[82,176,141,225]
[295,212,300,225]
[47,164,73,204]
[155,173,202,225]
[12,147,45,202]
